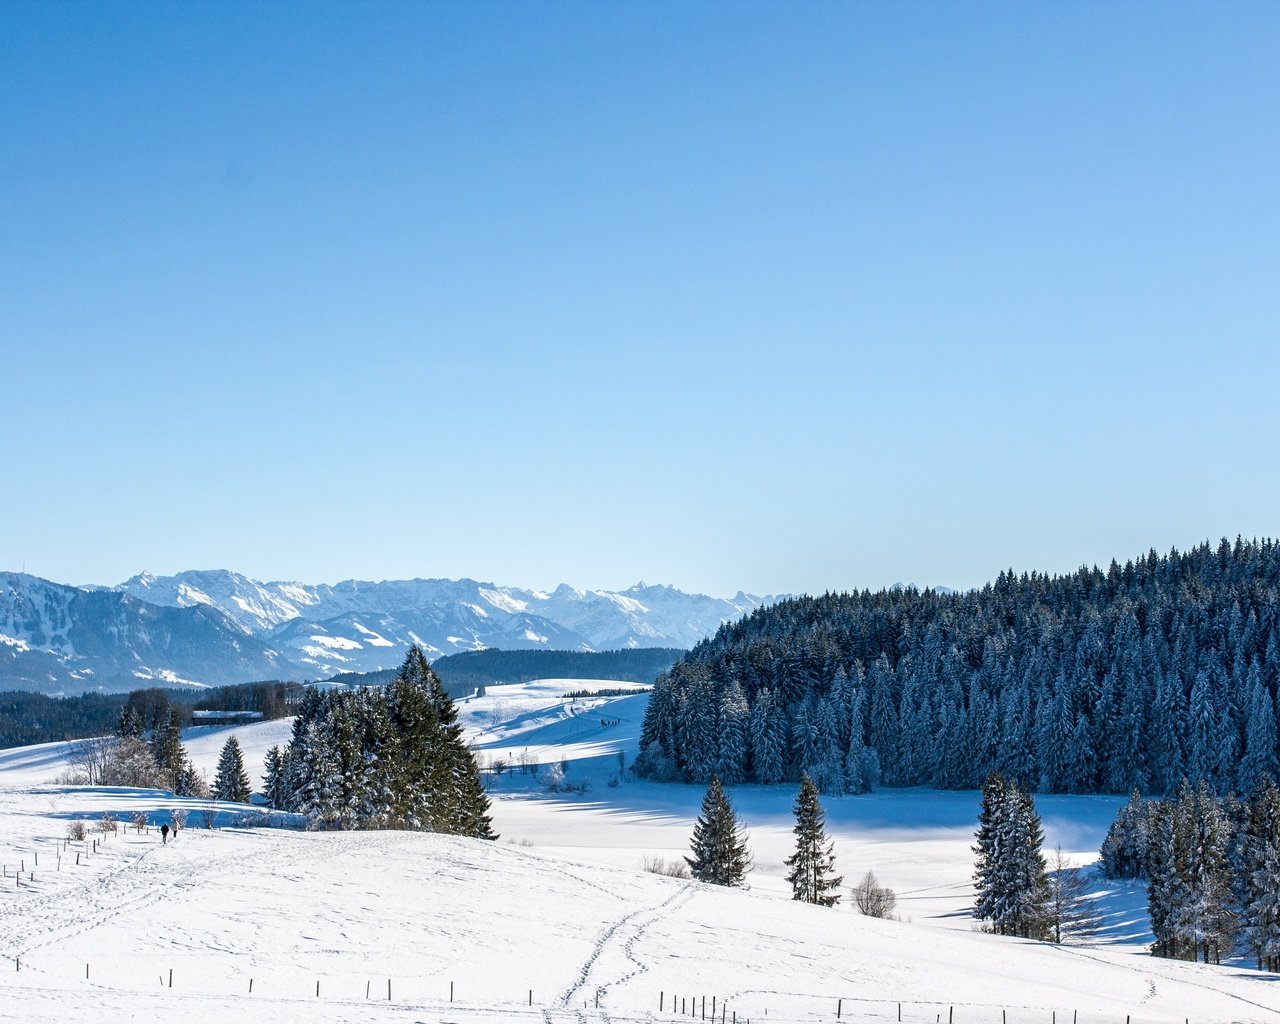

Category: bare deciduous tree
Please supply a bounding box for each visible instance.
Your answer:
[67,735,116,785]
[1045,846,1102,943]
[851,869,898,919]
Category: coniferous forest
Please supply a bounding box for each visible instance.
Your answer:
[637,539,1280,796]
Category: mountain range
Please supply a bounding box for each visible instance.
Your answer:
[0,570,778,694]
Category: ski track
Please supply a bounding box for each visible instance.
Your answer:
[557,880,696,1014]
[1053,943,1280,1018]
[0,829,375,964]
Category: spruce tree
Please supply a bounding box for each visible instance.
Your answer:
[1241,777,1280,971]
[784,773,842,906]
[262,745,290,810]
[213,735,252,803]
[1100,790,1152,879]
[686,775,752,887]
[116,705,143,740]
[150,710,190,795]
[973,774,1050,939]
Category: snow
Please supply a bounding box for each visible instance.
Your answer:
[305,634,363,651]
[353,622,395,647]
[480,587,529,614]
[0,682,1277,1022]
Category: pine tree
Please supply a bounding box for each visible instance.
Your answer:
[1146,799,1187,959]
[116,705,143,740]
[384,645,495,839]
[1241,777,1280,971]
[748,689,786,785]
[1240,666,1278,794]
[213,735,252,803]
[686,775,752,887]
[262,745,290,810]
[973,773,1050,939]
[1099,790,1151,879]
[150,710,190,795]
[715,681,750,785]
[784,773,842,906]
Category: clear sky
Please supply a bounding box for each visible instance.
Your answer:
[2,1,1277,597]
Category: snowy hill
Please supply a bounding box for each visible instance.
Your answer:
[0,681,1277,1022]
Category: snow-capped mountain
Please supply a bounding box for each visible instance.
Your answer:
[119,570,322,634]
[1,569,776,691]
[118,571,774,676]
[0,573,297,693]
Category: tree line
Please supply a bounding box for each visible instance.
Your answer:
[1,680,298,748]
[638,538,1280,796]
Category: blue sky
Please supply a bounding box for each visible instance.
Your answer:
[2,1,1277,596]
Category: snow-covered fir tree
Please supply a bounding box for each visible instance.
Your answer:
[150,710,197,796]
[783,773,842,906]
[213,735,252,803]
[1241,776,1280,971]
[1099,790,1153,879]
[262,745,291,811]
[973,774,1050,939]
[685,774,752,887]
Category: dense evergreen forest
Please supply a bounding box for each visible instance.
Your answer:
[637,539,1280,796]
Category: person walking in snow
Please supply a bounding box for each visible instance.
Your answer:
[160,823,170,845]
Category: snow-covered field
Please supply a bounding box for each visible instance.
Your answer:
[0,680,1276,1022]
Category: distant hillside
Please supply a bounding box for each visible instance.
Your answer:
[639,538,1280,797]
[431,647,682,692]
[325,647,682,696]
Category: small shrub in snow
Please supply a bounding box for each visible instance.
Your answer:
[131,811,148,833]
[541,763,565,792]
[98,812,118,835]
[641,855,691,879]
[68,820,87,842]
[200,804,218,829]
[851,869,897,919]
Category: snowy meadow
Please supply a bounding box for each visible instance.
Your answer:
[0,681,1276,1023]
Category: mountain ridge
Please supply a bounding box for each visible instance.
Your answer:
[1,569,781,694]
